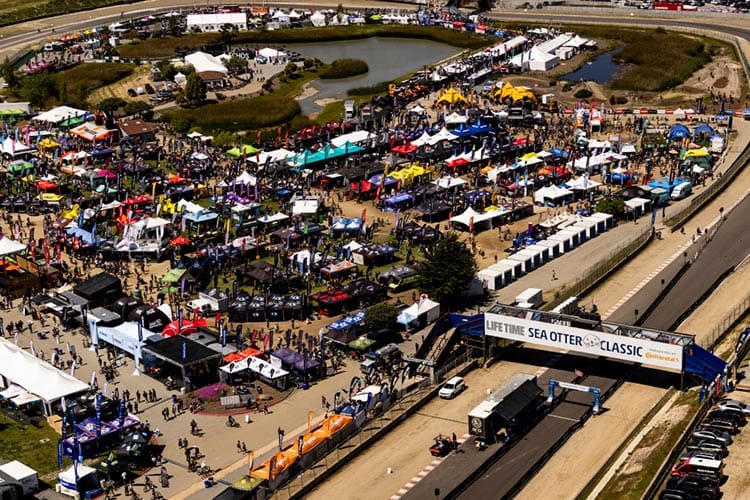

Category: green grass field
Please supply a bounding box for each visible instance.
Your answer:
[0,414,70,477]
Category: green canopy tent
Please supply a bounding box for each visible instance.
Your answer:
[226,144,260,158]
[162,268,187,284]
[58,116,85,129]
[348,336,376,352]
[7,160,33,175]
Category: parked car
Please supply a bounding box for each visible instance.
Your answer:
[684,439,728,457]
[439,376,466,399]
[679,449,724,462]
[144,83,155,94]
[707,409,746,426]
[691,429,732,446]
[666,475,720,499]
[659,490,699,500]
[716,399,750,415]
[702,417,738,434]
[127,88,137,97]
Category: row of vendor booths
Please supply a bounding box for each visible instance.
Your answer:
[477,212,614,290]
[220,383,396,498]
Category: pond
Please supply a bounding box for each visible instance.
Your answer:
[282,37,463,115]
[563,50,622,84]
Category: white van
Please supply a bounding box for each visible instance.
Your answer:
[439,376,466,399]
[671,181,692,200]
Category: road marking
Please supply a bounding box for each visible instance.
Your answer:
[390,434,471,499]
[548,413,581,422]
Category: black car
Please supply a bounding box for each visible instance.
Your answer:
[679,449,724,463]
[684,439,728,457]
[707,409,746,426]
[666,475,720,499]
[660,488,700,499]
[127,88,137,97]
[702,417,739,434]
[144,83,155,94]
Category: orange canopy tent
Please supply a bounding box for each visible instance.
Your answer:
[223,347,263,363]
[250,447,298,481]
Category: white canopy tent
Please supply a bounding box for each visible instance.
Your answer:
[397,296,440,326]
[0,236,27,257]
[32,106,86,124]
[534,185,573,206]
[249,148,296,167]
[0,338,89,414]
[330,130,374,148]
[428,127,458,146]
[432,176,467,190]
[235,170,257,186]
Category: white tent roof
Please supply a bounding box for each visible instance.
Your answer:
[292,198,319,215]
[330,130,373,147]
[185,51,227,74]
[565,175,601,191]
[1,137,35,155]
[258,212,289,224]
[432,176,467,189]
[0,236,26,257]
[564,35,589,49]
[258,47,287,59]
[445,112,468,125]
[450,207,483,226]
[177,199,204,214]
[411,131,433,147]
[397,296,439,324]
[533,185,573,204]
[537,34,572,54]
[428,127,458,145]
[221,355,288,378]
[251,147,296,166]
[0,338,89,402]
[32,105,86,123]
[235,170,257,186]
[144,217,170,229]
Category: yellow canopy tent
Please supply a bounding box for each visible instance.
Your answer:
[685,148,709,158]
[38,137,59,149]
[437,87,468,106]
[520,152,539,161]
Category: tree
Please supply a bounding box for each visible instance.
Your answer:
[2,56,19,89]
[182,73,206,107]
[365,303,399,332]
[225,55,247,75]
[98,97,127,116]
[416,232,478,303]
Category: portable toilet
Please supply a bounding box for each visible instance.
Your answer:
[478,268,504,290]
[489,260,517,285]
[507,251,535,274]
[557,227,580,247]
[546,232,571,253]
[525,244,550,264]
[573,219,597,239]
[535,239,560,258]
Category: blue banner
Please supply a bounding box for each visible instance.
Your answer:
[182,340,187,361]
[221,325,226,348]
[58,439,63,469]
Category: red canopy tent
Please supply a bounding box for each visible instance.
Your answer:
[170,235,192,246]
[161,317,208,337]
[223,347,263,363]
[391,143,418,155]
[36,180,60,191]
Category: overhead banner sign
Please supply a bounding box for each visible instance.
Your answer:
[484,312,683,371]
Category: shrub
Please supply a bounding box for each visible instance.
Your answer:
[562,83,573,92]
[573,88,593,99]
[319,58,369,79]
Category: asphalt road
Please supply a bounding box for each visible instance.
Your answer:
[642,194,750,331]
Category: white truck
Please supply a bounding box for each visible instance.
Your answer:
[515,288,543,309]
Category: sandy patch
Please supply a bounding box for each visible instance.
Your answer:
[297,81,320,101]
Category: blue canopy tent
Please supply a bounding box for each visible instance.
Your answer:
[451,123,474,138]
[384,192,414,211]
[65,226,98,246]
[548,147,566,158]
[368,174,398,187]
[468,120,494,135]
[330,217,363,234]
[692,124,714,137]
[668,123,691,141]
